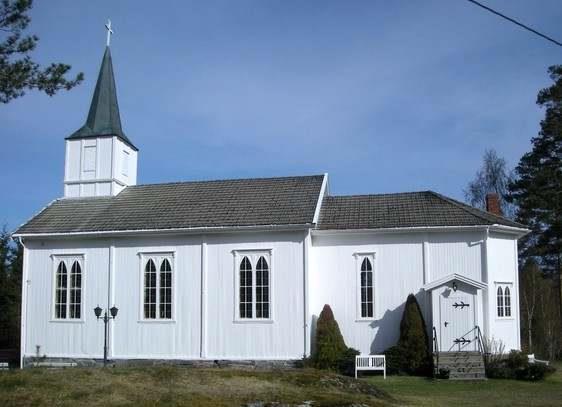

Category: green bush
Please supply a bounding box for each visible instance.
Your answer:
[485,350,557,381]
[337,347,360,377]
[505,350,527,370]
[514,364,556,381]
[384,345,406,375]
[486,365,515,379]
[312,304,348,370]
[384,294,432,376]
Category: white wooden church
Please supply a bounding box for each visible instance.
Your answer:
[15,38,528,368]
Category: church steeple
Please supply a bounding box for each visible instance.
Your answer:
[63,21,138,198]
[67,46,136,150]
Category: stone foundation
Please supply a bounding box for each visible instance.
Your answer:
[23,356,302,370]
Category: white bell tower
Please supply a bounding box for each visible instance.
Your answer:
[63,21,138,198]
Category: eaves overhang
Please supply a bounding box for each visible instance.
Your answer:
[13,223,315,240]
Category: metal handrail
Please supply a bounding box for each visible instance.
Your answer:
[475,325,485,354]
[432,326,439,374]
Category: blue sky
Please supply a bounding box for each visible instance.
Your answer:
[2,0,561,230]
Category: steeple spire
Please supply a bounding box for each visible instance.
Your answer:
[67,24,136,150]
[63,21,138,198]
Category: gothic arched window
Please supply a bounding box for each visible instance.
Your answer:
[143,255,174,320]
[360,257,374,318]
[504,286,511,317]
[54,257,83,320]
[55,261,68,319]
[497,286,504,317]
[239,256,253,319]
[235,251,272,321]
[256,256,270,319]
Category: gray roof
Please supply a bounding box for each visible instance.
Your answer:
[67,47,137,150]
[317,191,525,230]
[15,175,325,235]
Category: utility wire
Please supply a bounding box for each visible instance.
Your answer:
[466,0,562,47]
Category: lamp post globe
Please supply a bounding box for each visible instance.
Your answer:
[110,306,119,318]
[94,305,102,318]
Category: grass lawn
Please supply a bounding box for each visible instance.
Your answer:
[0,366,389,406]
[367,362,562,407]
[0,363,560,406]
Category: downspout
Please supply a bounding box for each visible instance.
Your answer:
[303,229,311,358]
[17,237,28,369]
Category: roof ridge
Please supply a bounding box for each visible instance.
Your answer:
[327,191,432,199]
[130,174,325,188]
[427,191,524,227]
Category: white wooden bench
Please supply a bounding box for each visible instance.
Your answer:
[528,354,550,366]
[355,355,386,379]
[0,362,9,370]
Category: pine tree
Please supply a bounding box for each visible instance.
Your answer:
[509,65,562,319]
[0,0,83,103]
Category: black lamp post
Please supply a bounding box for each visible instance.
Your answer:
[94,305,118,366]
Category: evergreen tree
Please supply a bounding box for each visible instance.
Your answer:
[397,294,432,376]
[508,65,562,318]
[312,304,348,370]
[0,0,83,103]
[0,227,21,350]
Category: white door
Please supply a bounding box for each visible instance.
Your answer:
[439,291,477,351]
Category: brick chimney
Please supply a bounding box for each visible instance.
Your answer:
[485,193,502,216]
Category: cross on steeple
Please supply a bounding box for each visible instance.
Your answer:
[105,19,113,47]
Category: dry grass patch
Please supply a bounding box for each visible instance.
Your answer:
[0,366,390,406]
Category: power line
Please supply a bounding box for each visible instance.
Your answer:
[466,0,562,48]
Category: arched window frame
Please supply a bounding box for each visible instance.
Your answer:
[51,254,84,321]
[496,286,504,317]
[354,252,376,321]
[139,252,175,321]
[496,282,514,319]
[233,250,273,322]
[504,286,511,317]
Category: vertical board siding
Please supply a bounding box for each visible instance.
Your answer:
[310,233,425,355]
[24,231,305,360]
[24,239,109,357]
[427,231,483,282]
[97,137,113,179]
[23,229,519,360]
[111,235,202,359]
[205,231,305,359]
[309,230,491,355]
[487,233,520,351]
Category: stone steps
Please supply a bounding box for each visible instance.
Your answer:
[435,351,486,380]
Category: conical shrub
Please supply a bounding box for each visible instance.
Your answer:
[397,293,432,375]
[313,304,348,370]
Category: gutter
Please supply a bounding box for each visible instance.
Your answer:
[13,223,315,239]
[312,224,530,238]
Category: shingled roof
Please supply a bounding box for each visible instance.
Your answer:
[15,175,325,235]
[317,191,525,230]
